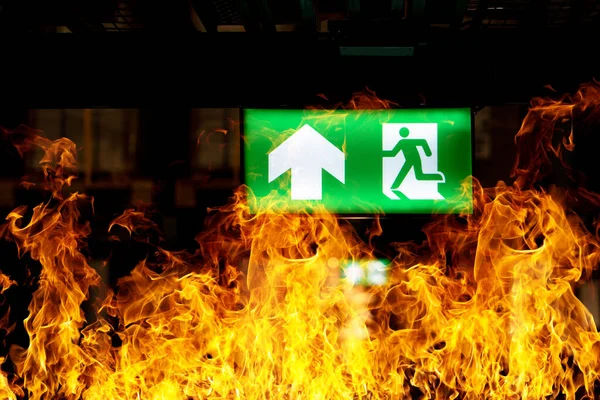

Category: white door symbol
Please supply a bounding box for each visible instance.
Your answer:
[382,123,445,200]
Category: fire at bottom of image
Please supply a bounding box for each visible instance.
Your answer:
[0,84,600,400]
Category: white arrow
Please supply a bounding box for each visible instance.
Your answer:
[268,124,345,200]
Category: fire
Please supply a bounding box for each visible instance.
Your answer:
[0,84,599,399]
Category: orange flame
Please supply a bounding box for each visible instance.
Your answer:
[513,80,600,190]
[0,272,16,399]
[0,126,101,399]
[0,84,600,398]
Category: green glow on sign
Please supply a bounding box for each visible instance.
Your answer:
[341,259,389,286]
[244,108,472,214]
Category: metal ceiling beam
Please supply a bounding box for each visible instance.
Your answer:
[348,0,360,18]
[391,0,405,17]
[470,0,488,29]
[230,0,277,32]
[451,0,470,30]
[190,0,219,32]
[237,0,261,32]
[254,0,276,32]
[299,0,317,31]
[412,0,426,17]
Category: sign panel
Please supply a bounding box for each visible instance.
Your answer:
[244,109,472,214]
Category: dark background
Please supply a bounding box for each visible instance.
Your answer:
[0,0,599,390]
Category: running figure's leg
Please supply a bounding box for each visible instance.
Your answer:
[413,158,443,181]
[392,162,413,189]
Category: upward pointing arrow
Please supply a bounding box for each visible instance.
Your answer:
[268,124,345,200]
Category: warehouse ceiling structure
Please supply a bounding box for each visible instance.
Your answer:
[0,0,599,108]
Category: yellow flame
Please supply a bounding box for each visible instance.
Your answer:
[0,272,16,399]
[0,84,599,399]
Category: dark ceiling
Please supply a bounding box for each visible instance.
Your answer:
[0,0,598,108]
[1,0,599,33]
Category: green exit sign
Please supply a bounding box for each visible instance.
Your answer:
[243,108,472,215]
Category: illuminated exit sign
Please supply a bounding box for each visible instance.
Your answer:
[243,109,472,214]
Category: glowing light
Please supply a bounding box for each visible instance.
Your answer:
[366,260,387,285]
[344,263,364,284]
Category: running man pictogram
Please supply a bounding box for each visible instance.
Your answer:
[384,127,444,190]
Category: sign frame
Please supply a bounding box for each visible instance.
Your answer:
[240,106,475,218]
